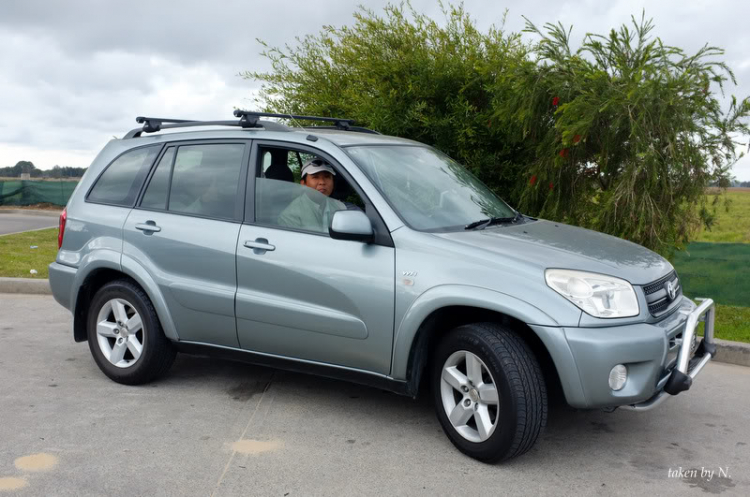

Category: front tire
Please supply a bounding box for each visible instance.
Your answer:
[87,279,176,385]
[432,322,547,462]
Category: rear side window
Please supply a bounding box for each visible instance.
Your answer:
[140,143,245,220]
[140,147,175,210]
[87,146,160,206]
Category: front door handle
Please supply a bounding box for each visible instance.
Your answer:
[135,221,161,233]
[244,238,276,253]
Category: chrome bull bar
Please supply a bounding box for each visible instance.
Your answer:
[620,298,716,412]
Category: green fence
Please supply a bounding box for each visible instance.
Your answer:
[672,242,750,307]
[0,180,79,206]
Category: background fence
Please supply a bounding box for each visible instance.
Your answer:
[0,180,79,206]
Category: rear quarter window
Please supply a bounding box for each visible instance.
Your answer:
[87,145,160,206]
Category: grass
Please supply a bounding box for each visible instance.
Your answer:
[678,189,750,343]
[704,304,750,343]
[694,189,750,243]
[0,228,58,278]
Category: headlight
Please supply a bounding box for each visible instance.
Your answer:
[545,269,640,318]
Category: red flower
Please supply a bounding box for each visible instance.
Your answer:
[573,134,582,144]
[552,97,560,107]
[487,119,492,128]
[529,175,538,186]
[549,182,554,190]
[559,148,569,158]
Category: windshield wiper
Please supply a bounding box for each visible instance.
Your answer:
[464,212,523,230]
[465,218,491,230]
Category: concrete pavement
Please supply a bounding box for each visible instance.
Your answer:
[0,210,58,236]
[0,294,748,496]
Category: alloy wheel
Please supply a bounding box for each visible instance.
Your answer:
[440,350,500,443]
[95,298,145,369]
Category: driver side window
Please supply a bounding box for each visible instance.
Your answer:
[254,146,364,234]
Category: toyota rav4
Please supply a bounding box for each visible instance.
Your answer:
[48,111,717,462]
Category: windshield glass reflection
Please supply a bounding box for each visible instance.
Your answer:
[346,146,515,231]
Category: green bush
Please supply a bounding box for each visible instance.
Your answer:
[245,4,750,254]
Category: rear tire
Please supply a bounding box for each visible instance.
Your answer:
[87,279,176,385]
[432,322,547,462]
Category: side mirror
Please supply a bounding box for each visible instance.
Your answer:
[329,210,374,242]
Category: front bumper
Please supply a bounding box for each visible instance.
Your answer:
[619,298,715,411]
[532,297,716,409]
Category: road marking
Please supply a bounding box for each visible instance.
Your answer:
[14,453,58,472]
[211,373,274,497]
[231,439,283,455]
[0,477,28,491]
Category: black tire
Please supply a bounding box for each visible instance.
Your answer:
[87,279,176,385]
[431,322,547,462]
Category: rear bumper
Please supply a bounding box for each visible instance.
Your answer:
[48,261,77,311]
[619,298,715,411]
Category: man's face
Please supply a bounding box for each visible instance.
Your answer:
[301,171,334,197]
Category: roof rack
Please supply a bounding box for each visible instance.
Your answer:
[299,125,380,135]
[123,111,378,139]
[232,110,361,131]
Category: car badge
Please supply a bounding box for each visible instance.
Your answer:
[666,281,676,301]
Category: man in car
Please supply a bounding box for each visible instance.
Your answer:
[278,158,347,232]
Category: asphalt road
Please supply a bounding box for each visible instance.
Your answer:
[0,294,748,496]
[0,211,58,236]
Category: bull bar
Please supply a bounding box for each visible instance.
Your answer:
[620,298,716,412]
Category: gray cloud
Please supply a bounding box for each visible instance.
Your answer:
[1,0,749,178]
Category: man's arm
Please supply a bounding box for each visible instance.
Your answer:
[277,205,300,228]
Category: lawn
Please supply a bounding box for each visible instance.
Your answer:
[694,189,750,243]
[0,227,58,278]
[708,304,750,343]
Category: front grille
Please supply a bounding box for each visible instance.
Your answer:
[643,271,676,295]
[643,271,682,317]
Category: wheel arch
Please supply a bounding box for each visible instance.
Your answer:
[393,286,566,399]
[72,259,178,342]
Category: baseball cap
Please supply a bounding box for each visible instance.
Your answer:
[301,158,336,177]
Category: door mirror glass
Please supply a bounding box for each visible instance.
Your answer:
[329,210,373,242]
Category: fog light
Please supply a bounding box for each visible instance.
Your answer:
[608,364,627,391]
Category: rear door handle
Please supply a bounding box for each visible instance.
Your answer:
[244,239,275,253]
[135,222,161,233]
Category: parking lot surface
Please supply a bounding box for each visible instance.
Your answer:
[0,211,58,236]
[0,294,748,496]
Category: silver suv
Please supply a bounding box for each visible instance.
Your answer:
[49,111,717,462]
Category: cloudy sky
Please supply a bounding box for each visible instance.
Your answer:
[2,0,749,180]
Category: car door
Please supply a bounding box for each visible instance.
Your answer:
[123,141,250,347]
[235,141,396,374]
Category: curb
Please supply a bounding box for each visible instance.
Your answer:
[712,338,750,368]
[1,277,749,368]
[0,209,60,217]
[0,277,52,295]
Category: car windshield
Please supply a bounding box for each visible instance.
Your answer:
[346,145,516,231]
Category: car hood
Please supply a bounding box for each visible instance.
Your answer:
[433,219,672,285]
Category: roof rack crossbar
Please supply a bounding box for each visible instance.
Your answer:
[233,110,356,131]
[124,118,292,139]
[135,116,198,133]
[123,111,376,139]
[301,125,381,135]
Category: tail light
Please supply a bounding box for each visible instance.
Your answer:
[58,208,67,249]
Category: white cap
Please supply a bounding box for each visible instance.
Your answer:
[301,159,336,177]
